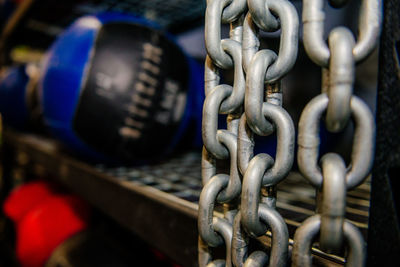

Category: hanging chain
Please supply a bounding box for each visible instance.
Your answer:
[292,0,382,266]
[200,0,382,266]
[234,0,298,265]
[199,0,298,265]
[199,0,246,265]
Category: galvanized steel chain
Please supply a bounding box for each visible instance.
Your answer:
[199,0,298,266]
[199,0,246,265]
[235,0,298,264]
[292,0,382,266]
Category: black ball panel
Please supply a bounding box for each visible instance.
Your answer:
[73,23,190,161]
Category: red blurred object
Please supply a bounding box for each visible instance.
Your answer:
[3,181,56,223]
[16,195,90,267]
[3,181,90,267]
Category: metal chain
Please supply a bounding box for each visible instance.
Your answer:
[200,0,298,265]
[200,0,381,266]
[236,0,298,265]
[292,0,382,266]
[199,0,246,265]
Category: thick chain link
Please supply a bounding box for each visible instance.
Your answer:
[292,0,382,265]
[302,0,382,132]
[200,0,382,266]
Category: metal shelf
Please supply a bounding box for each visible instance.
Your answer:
[2,130,199,266]
[2,130,371,266]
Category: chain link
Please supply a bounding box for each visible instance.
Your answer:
[318,153,347,253]
[243,0,299,82]
[325,27,355,131]
[292,215,366,267]
[302,0,382,67]
[200,0,382,266]
[247,0,279,32]
[297,94,375,190]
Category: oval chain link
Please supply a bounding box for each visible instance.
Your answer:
[319,153,347,253]
[292,215,366,267]
[232,206,289,267]
[302,0,382,67]
[297,94,375,190]
[247,0,279,32]
[242,0,299,82]
[199,217,233,267]
[205,0,234,69]
[325,27,355,131]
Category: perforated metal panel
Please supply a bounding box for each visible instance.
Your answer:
[96,151,370,239]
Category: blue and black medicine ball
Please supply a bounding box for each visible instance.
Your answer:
[40,13,203,163]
